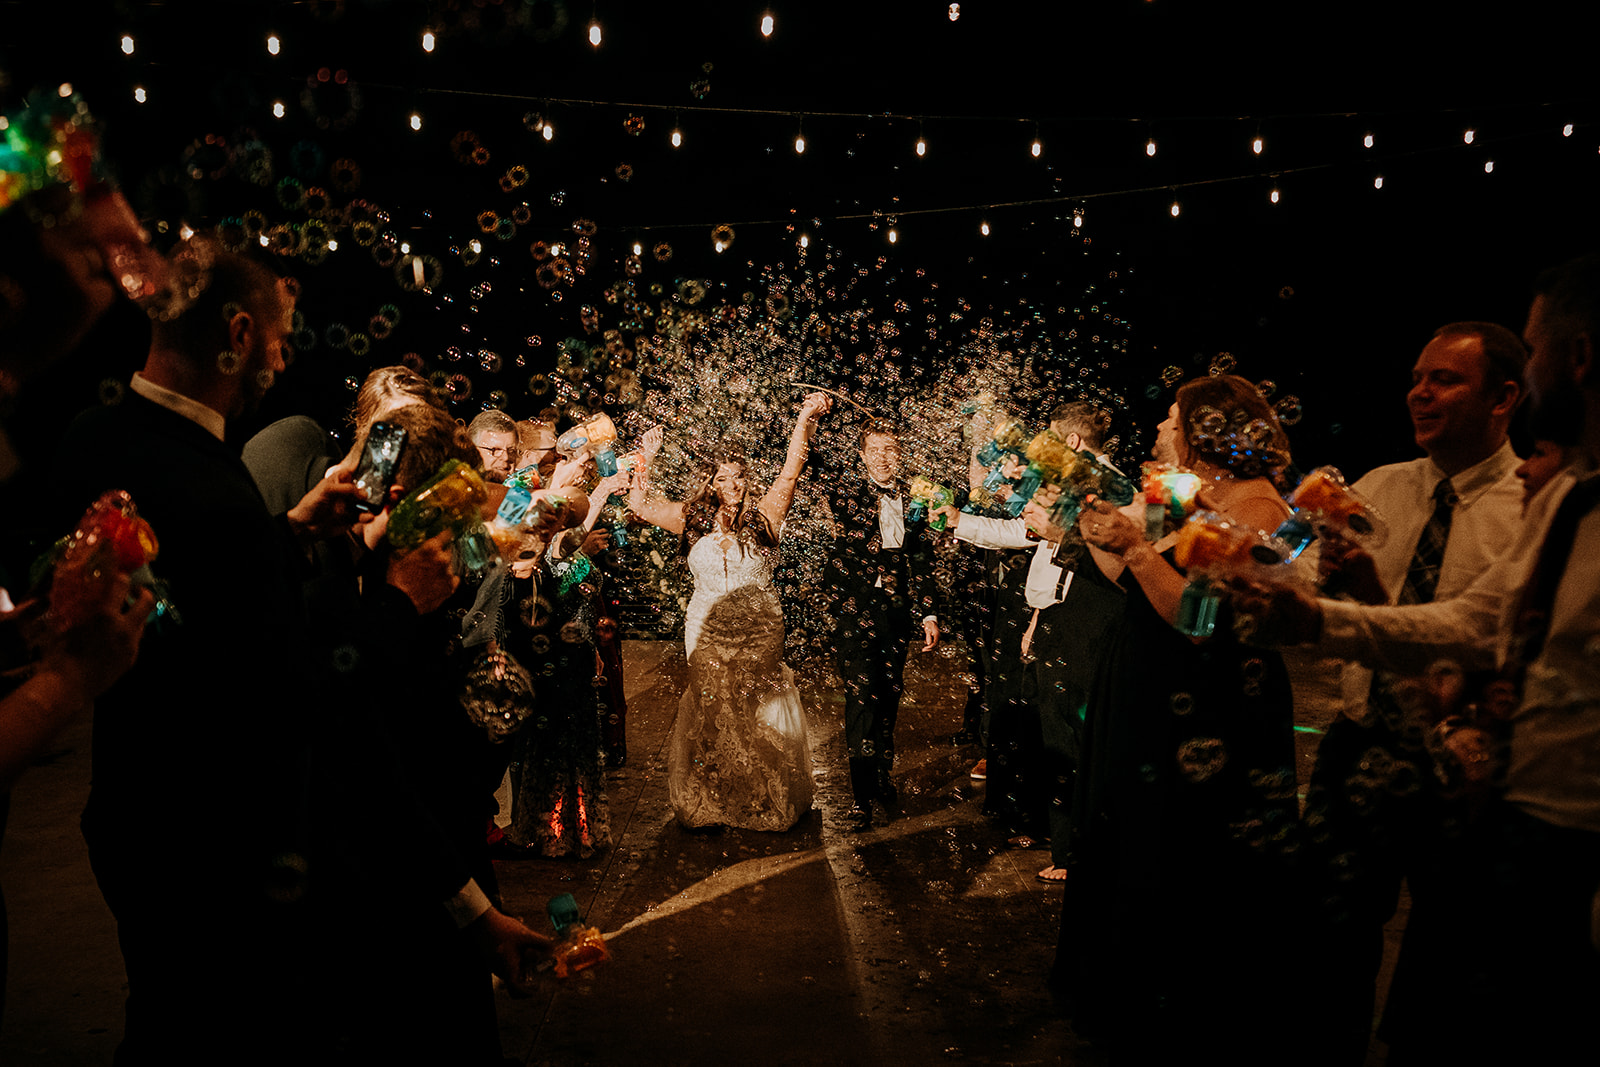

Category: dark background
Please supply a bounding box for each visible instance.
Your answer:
[4,0,1594,477]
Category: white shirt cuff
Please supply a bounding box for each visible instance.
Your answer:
[443,878,493,929]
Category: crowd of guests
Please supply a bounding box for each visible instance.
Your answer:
[3,92,1598,1067]
[931,285,1600,1065]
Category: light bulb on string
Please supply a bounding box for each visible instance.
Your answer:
[1031,135,1042,158]
[1363,131,1375,149]
[542,122,554,142]
[327,239,338,251]
[120,34,134,55]
[409,112,422,131]
[470,240,482,254]
[57,82,71,97]
[1146,138,1157,157]
[1269,186,1281,204]
[1072,207,1084,228]
[267,33,280,56]
[761,12,774,36]
[588,19,602,46]
[1373,174,1384,190]
[1484,160,1494,173]
[1463,128,1475,144]
[949,3,960,19]
[799,234,810,249]
[1252,135,1264,156]
[1169,198,1181,218]
[916,123,927,157]
[888,228,898,243]
[1563,123,1574,137]
[794,117,805,154]
[632,242,643,255]
[133,86,147,104]
[422,30,436,52]
[980,220,990,236]
[272,101,285,119]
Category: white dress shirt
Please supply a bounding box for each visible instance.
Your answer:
[952,514,1074,609]
[1319,458,1600,832]
[1330,441,1524,724]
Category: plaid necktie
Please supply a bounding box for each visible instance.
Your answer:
[1366,477,1455,730]
[1397,477,1456,606]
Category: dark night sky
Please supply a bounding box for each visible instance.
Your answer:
[3,0,1596,477]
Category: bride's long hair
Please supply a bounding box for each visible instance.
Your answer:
[680,447,778,554]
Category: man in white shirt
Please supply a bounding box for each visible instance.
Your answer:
[1298,320,1526,1065]
[938,402,1125,880]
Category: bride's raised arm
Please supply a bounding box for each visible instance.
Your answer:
[758,391,831,535]
[626,425,688,535]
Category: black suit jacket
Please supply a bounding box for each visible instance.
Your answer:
[826,479,938,649]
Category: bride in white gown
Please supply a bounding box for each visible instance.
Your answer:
[627,392,831,830]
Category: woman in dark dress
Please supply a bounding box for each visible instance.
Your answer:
[1060,375,1301,1063]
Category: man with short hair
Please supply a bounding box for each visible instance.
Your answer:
[1298,320,1526,1064]
[49,236,362,1061]
[828,420,940,829]
[516,417,559,482]
[938,402,1126,879]
[467,408,519,483]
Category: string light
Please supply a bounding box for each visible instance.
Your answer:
[1374,174,1384,189]
[632,242,643,255]
[761,12,774,36]
[1269,186,1281,203]
[799,234,810,248]
[1169,198,1181,217]
[980,220,990,236]
[133,86,147,104]
[1146,138,1157,157]
[671,127,682,147]
[588,18,602,46]
[267,33,281,56]
[120,34,134,55]
[1484,160,1495,173]
[888,228,898,243]
[272,101,285,119]
[1031,138,1042,158]
[916,122,927,157]
[1252,135,1264,156]
[328,239,338,251]
[1563,124,1574,137]
[422,30,436,52]
[409,111,422,131]
[470,240,483,254]
[542,121,554,142]
[1463,128,1475,144]
[949,3,960,20]
[1363,131,1375,149]
[1072,207,1084,228]
[794,117,805,154]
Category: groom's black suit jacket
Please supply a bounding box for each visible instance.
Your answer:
[825,478,938,655]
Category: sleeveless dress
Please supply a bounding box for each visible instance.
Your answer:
[668,534,814,830]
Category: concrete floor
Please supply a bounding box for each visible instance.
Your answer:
[0,639,1401,1065]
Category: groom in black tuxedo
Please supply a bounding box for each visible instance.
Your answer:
[827,421,940,829]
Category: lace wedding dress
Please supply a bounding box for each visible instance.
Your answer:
[668,534,814,830]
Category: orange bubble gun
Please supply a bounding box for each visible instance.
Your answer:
[546,893,610,979]
[1142,463,1204,541]
[1171,511,1295,637]
[1274,466,1389,559]
[40,489,179,633]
